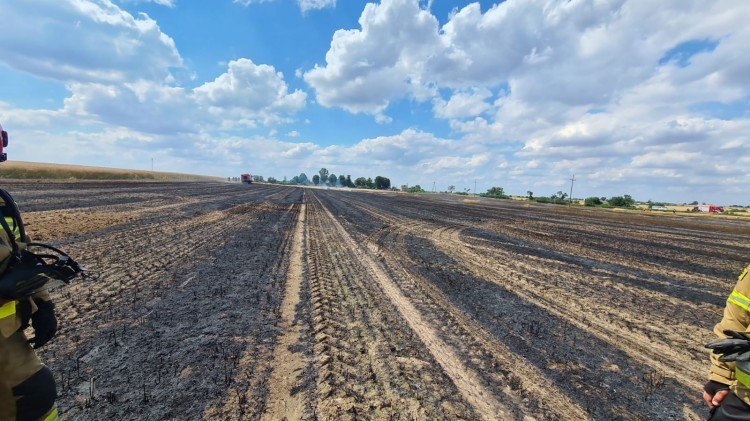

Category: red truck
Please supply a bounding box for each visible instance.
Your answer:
[240,173,253,184]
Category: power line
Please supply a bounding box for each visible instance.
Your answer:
[569,174,576,206]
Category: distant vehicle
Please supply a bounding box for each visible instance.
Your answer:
[240,173,253,184]
[650,205,668,211]
[691,205,724,213]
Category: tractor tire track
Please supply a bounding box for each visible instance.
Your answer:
[311,191,510,420]
[263,201,308,420]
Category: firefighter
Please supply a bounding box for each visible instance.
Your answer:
[0,121,60,421]
[705,265,750,420]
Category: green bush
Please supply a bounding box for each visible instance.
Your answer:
[584,197,603,206]
[403,185,425,193]
[482,187,508,199]
[607,195,636,208]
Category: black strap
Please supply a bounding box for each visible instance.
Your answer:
[0,209,18,257]
[0,188,25,241]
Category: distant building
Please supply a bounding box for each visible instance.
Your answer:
[692,205,724,213]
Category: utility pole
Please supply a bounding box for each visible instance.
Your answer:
[474,179,477,196]
[569,174,576,206]
[432,181,436,193]
[151,157,154,172]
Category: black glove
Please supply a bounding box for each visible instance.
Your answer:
[705,380,731,395]
[16,298,32,330]
[724,330,750,341]
[28,299,57,349]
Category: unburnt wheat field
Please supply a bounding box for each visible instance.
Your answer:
[7,180,749,420]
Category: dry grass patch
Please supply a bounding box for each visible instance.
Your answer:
[0,161,222,181]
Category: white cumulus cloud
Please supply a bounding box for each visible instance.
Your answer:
[234,0,335,12]
[118,0,176,7]
[15,59,306,134]
[433,88,493,119]
[304,0,440,117]
[301,0,750,202]
[299,0,336,12]
[0,0,182,84]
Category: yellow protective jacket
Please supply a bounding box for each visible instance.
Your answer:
[710,265,750,404]
[0,222,43,337]
[0,222,58,420]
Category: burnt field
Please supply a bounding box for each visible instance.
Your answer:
[4,180,749,420]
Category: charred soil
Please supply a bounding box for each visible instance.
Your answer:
[4,182,747,420]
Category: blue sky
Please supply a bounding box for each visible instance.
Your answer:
[0,0,748,204]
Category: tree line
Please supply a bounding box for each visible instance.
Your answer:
[479,187,637,208]
[251,168,392,190]
[244,173,642,209]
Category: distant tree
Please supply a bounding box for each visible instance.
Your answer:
[267,177,278,183]
[339,175,346,186]
[374,176,391,189]
[329,174,337,185]
[401,185,409,191]
[312,174,320,185]
[448,185,455,193]
[541,191,570,205]
[253,175,264,182]
[584,196,603,206]
[319,168,329,182]
[689,200,699,205]
[608,195,635,208]
[299,173,309,184]
[484,187,507,199]
[527,191,534,200]
[291,175,300,184]
[346,175,354,187]
[366,177,374,189]
[354,177,368,188]
[404,185,425,193]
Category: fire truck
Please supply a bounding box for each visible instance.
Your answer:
[240,173,253,184]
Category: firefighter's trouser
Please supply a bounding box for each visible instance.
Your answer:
[710,392,750,421]
[0,331,57,421]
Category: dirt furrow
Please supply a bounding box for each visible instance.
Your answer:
[312,192,510,420]
[3,182,743,420]
[330,191,723,366]
[37,186,302,418]
[305,196,477,419]
[428,226,702,419]
[264,202,308,420]
[316,191,591,419]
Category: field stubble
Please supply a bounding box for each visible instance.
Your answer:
[3,180,748,420]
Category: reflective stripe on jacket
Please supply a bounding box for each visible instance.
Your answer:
[711,265,750,405]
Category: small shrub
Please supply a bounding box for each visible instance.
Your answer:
[584,197,603,206]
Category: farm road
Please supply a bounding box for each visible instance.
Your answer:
[3,181,748,420]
